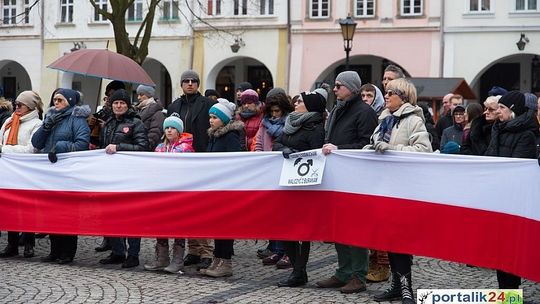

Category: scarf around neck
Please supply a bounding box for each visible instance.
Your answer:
[4,112,22,145]
[378,115,397,143]
[283,112,319,135]
[262,116,286,138]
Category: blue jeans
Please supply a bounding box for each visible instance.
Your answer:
[110,237,141,257]
[269,240,284,255]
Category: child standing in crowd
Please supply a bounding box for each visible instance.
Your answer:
[144,113,194,274]
[201,98,244,278]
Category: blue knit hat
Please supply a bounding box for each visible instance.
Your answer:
[56,88,80,107]
[163,113,184,133]
[209,98,236,124]
[441,141,461,154]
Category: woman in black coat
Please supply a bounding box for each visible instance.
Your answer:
[272,90,326,287]
[460,96,500,156]
[484,91,538,289]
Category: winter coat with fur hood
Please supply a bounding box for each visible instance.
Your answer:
[364,103,432,152]
[100,108,149,152]
[0,98,13,127]
[207,120,244,152]
[32,105,91,153]
[485,110,538,159]
[1,109,42,153]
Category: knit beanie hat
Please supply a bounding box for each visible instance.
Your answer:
[240,89,260,105]
[441,141,461,154]
[109,89,131,106]
[266,87,287,99]
[336,71,362,94]
[301,91,327,113]
[56,88,80,107]
[452,105,465,115]
[498,91,526,116]
[204,89,219,98]
[163,113,184,133]
[16,90,42,110]
[209,98,236,124]
[136,85,155,98]
[524,92,538,111]
[488,86,508,97]
[313,87,329,102]
[181,70,200,83]
[105,81,125,94]
[237,82,252,92]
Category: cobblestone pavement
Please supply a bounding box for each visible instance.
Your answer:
[0,235,538,304]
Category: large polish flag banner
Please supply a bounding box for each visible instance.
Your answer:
[0,150,538,282]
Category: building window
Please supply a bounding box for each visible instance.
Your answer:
[469,0,491,12]
[260,0,274,15]
[93,0,107,22]
[162,0,179,20]
[354,0,375,17]
[2,0,17,24]
[516,0,538,11]
[234,0,248,15]
[23,0,30,23]
[127,0,143,21]
[400,0,422,16]
[310,0,329,18]
[60,0,74,23]
[207,0,222,16]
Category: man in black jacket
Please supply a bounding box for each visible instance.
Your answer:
[318,71,378,294]
[167,70,216,269]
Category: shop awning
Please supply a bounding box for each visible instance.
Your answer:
[410,77,477,101]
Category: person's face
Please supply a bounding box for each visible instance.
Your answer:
[294,97,307,113]
[361,90,375,105]
[181,78,199,95]
[483,104,499,122]
[442,98,450,111]
[236,90,243,100]
[382,71,398,90]
[164,126,180,142]
[270,105,283,118]
[53,94,70,111]
[384,88,405,112]
[243,102,257,112]
[453,111,465,124]
[14,102,30,116]
[333,81,353,101]
[496,104,513,122]
[209,114,224,129]
[137,93,148,103]
[450,98,463,111]
[112,100,129,116]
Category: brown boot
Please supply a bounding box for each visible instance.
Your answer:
[340,276,367,294]
[199,257,220,275]
[316,275,346,288]
[204,258,233,278]
[144,242,170,271]
[367,264,390,282]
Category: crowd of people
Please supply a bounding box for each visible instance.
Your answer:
[1,65,539,304]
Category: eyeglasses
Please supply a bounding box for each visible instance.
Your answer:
[53,97,65,103]
[334,83,343,89]
[453,112,465,116]
[385,89,404,97]
[182,79,199,84]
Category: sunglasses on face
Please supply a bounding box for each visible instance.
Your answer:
[182,79,199,84]
[334,83,343,89]
[385,89,404,97]
[53,97,65,103]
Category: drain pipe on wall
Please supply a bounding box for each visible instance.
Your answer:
[439,0,445,77]
[285,0,291,94]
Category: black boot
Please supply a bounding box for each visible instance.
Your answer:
[277,268,307,287]
[399,273,415,304]
[374,272,401,302]
[95,237,111,252]
[23,244,35,258]
[0,244,18,258]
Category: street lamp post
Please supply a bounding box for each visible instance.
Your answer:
[339,16,357,70]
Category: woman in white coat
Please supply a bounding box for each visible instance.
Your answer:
[0,90,43,258]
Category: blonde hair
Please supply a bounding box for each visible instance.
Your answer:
[484,95,500,109]
[386,78,417,105]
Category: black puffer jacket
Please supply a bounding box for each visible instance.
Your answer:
[100,108,149,151]
[460,115,493,156]
[207,120,244,152]
[138,101,165,150]
[167,92,216,152]
[325,95,377,149]
[485,111,538,159]
[273,113,325,153]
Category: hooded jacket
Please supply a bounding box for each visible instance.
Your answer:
[100,108,149,152]
[0,98,13,127]
[365,103,432,152]
[371,86,385,115]
[137,98,165,150]
[31,105,91,153]
[207,120,244,152]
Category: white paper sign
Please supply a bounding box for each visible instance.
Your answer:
[279,149,327,186]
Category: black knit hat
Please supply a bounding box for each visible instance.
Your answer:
[498,91,526,116]
[301,91,326,113]
[109,89,131,106]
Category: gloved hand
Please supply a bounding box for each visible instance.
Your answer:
[374,141,392,153]
[48,152,58,163]
[282,148,294,159]
[42,113,65,132]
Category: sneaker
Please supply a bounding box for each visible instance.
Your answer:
[99,254,126,265]
[276,255,292,269]
[262,254,282,265]
[121,255,139,268]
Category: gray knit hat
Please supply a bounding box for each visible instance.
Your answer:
[266,87,287,99]
[336,71,362,94]
[181,70,200,83]
[136,85,155,98]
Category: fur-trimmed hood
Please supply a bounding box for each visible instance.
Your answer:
[208,120,244,138]
[46,104,91,118]
[0,98,13,112]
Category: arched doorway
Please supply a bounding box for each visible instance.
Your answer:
[207,57,273,103]
[472,53,540,102]
[142,58,172,107]
[0,60,32,100]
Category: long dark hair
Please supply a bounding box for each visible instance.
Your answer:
[264,92,294,117]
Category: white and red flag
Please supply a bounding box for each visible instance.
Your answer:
[0,149,538,282]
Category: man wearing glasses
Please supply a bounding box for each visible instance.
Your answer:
[319,71,378,294]
[166,69,216,270]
